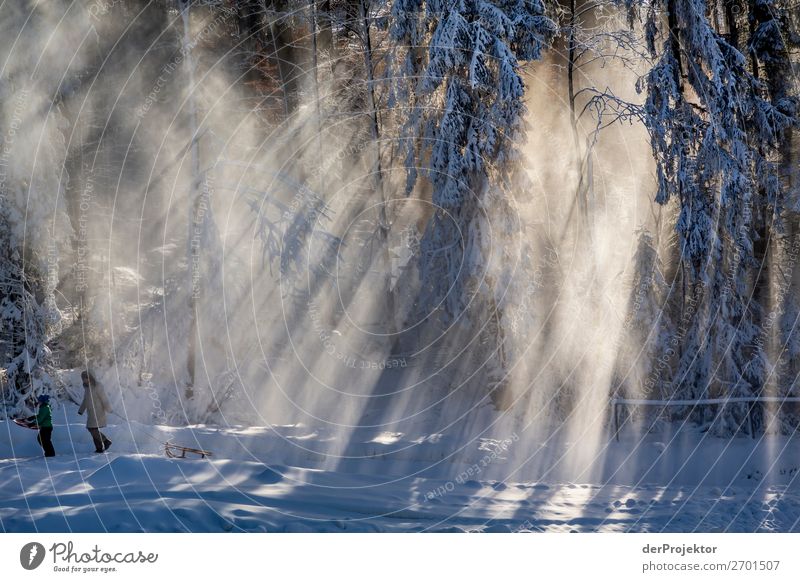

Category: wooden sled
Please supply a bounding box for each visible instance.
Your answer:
[13,418,37,430]
[164,441,213,459]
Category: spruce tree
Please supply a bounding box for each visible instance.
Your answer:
[390,0,556,405]
[639,0,795,434]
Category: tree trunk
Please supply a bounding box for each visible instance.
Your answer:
[666,0,684,90]
[566,0,587,230]
[266,0,301,114]
[310,0,323,188]
[359,0,400,350]
[181,1,201,403]
[317,0,336,64]
[751,2,798,412]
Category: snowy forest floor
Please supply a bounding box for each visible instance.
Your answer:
[2,406,800,532]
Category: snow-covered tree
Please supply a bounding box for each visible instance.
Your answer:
[0,200,56,418]
[390,0,556,404]
[638,0,796,434]
[0,80,71,418]
[750,0,800,432]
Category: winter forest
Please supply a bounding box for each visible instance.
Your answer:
[2,0,800,533]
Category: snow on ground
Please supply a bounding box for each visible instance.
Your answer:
[2,404,800,532]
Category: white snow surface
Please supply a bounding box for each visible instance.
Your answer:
[2,405,800,532]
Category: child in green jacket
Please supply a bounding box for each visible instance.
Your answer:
[31,394,56,457]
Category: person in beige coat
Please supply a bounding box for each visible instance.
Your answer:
[78,370,113,453]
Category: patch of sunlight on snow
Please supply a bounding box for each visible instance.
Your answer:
[549,484,596,522]
[369,432,404,445]
[411,434,444,444]
[288,432,325,441]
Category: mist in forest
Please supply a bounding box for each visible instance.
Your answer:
[7,0,788,485]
